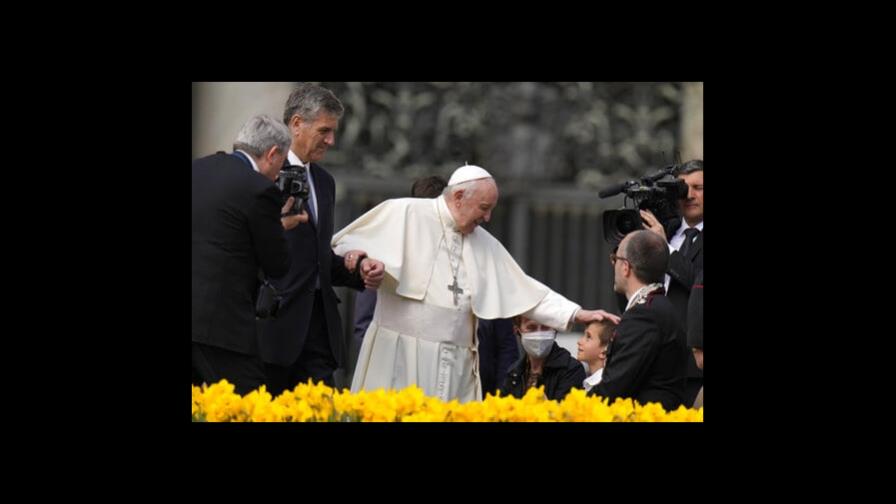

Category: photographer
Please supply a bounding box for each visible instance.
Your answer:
[639,159,703,404]
[192,115,308,395]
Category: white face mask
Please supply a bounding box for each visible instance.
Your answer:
[521,330,556,359]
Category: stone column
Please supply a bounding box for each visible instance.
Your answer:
[680,82,703,161]
[192,82,297,159]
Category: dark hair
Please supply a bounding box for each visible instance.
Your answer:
[411,175,448,198]
[678,159,703,175]
[624,230,669,285]
[283,83,344,125]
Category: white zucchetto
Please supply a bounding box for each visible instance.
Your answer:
[447,165,492,186]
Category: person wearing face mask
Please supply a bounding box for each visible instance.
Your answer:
[498,315,588,401]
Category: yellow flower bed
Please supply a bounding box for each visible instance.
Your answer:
[192,380,702,422]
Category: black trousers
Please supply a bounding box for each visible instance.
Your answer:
[265,291,337,396]
[192,342,266,396]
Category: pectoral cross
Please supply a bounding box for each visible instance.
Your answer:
[447,276,464,306]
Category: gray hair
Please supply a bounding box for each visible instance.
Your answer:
[442,178,493,201]
[283,83,345,124]
[232,114,291,158]
[624,230,670,285]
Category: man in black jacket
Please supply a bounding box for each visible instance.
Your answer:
[192,114,307,395]
[589,230,687,411]
[640,159,703,404]
[259,84,384,395]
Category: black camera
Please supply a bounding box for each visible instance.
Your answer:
[599,164,689,246]
[275,164,310,215]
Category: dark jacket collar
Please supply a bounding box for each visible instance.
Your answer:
[231,150,253,168]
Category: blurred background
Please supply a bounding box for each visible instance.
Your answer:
[192,81,703,384]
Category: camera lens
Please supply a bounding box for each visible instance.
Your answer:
[617,211,642,234]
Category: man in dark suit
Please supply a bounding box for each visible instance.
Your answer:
[259,83,384,396]
[192,114,308,395]
[640,159,703,404]
[589,230,687,411]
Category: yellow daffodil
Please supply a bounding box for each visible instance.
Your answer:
[191,379,703,422]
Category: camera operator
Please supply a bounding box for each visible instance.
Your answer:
[639,159,703,404]
[192,114,309,395]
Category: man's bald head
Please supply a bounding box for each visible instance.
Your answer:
[620,230,669,285]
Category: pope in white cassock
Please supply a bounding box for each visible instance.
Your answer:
[333,165,620,403]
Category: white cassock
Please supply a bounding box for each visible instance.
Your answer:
[332,196,580,403]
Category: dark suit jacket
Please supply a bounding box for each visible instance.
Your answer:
[667,227,703,379]
[476,319,519,396]
[258,163,364,367]
[590,290,687,411]
[192,152,290,356]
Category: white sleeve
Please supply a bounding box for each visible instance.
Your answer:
[522,289,581,331]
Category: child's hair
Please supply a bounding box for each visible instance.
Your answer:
[589,320,614,346]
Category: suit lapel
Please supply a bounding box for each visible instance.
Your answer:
[302,198,318,235]
[231,150,252,169]
[687,231,703,261]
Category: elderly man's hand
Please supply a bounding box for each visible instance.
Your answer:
[281,197,309,230]
[359,257,385,289]
[344,250,367,272]
[639,209,666,241]
[574,309,621,326]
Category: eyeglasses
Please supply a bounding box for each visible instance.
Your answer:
[610,253,630,266]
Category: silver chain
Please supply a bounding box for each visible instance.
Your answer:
[437,202,464,291]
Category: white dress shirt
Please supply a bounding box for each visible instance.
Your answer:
[583,368,603,391]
